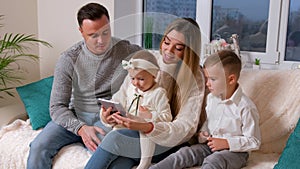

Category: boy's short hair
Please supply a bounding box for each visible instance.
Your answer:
[203,50,242,79]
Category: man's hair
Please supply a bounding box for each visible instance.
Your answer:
[77,3,110,27]
[204,50,242,79]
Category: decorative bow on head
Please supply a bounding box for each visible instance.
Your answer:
[122,58,159,77]
[122,60,136,70]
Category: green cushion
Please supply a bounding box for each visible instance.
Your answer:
[274,118,300,169]
[16,76,53,130]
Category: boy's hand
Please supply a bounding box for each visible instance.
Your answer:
[207,137,229,152]
[198,131,210,143]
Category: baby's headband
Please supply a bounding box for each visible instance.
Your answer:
[122,58,159,77]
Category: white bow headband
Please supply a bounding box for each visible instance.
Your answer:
[122,58,159,77]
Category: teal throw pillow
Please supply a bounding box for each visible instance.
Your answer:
[273,117,300,169]
[16,76,54,130]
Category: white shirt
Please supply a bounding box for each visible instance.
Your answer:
[201,86,261,152]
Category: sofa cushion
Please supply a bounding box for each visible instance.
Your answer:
[16,76,53,130]
[239,69,300,153]
[273,118,300,169]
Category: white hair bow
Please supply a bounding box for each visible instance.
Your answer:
[122,60,136,70]
[122,59,159,70]
[121,58,159,77]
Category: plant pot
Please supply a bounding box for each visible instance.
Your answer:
[253,64,260,70]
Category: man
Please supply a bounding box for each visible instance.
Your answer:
[27,3,141,169]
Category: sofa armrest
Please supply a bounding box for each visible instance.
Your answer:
[7,113,29,124]
[0,101,27,127]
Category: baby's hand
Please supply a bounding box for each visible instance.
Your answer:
[198,131,210,143]
[100,106,116,125]
[139,106,148,112]
[138,106,152,119]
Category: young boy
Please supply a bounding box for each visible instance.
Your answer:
[100,50,172,169]
[149,50,261,169]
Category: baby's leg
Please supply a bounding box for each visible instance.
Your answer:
[136,133,155,169]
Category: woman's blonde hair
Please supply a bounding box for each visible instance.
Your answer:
[159,18,202,117]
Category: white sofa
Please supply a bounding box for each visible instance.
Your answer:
[0,69,300,169]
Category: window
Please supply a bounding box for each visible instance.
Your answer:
[198,0,299,69]
[143,0,197,49]
[211,0,269,53]
[121,0,299,69]
[283,0,300,62]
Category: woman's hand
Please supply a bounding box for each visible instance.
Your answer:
[111,113,153,133]
[101,106,117,125]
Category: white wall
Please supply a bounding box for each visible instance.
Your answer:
[114,0,142,45]
[0,0,40,81]
[0,0,39,106]
[38,0,115,78]
[37,0,146,78]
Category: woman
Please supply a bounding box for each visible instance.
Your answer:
[85,18,205,169]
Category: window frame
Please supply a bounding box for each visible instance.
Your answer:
[119,0,296,69]
[278,0,296,68]
[196,0,285,67]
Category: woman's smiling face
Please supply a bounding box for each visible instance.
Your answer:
[161,30,186,64]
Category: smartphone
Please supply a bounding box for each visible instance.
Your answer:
[97,98,127,116]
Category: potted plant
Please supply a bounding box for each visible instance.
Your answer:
[0,15,52,98]
[253,58,261,69]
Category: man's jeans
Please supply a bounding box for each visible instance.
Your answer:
[27,112,111,169]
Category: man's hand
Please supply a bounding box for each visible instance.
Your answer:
[207,137,229,152]
[78,125,106,152]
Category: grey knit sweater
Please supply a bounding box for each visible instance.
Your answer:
[50,37,141,134]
